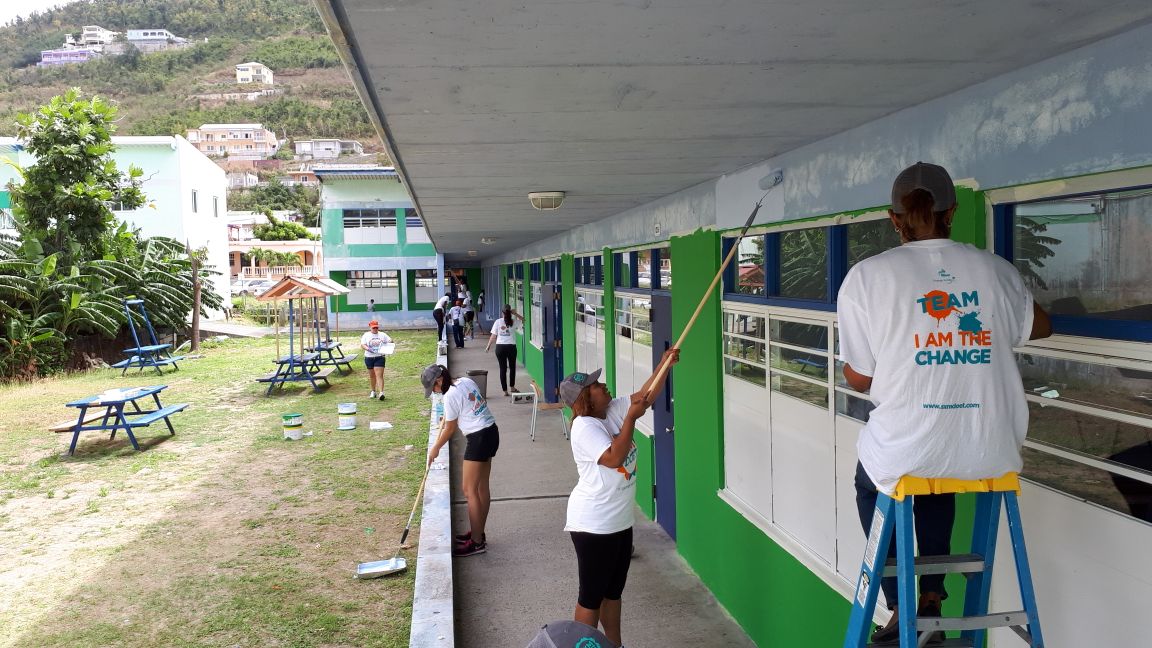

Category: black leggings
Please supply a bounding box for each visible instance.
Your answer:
[570,527,633,609]
[494,343,517,391]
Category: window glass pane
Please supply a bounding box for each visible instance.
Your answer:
[778,228,827,300]
[1023,446,1152,523]
[735,235,765,295]
[725,357,767,386]
[724,336,765,364]
[771,372,828,408]
[847,218,902,270]
[836,391,875,423]
[1018,353,1152,418]
[659,248,672,288]
[724,312,765,338]
[637,250,652,288]
[618,253,633,287]
[1027,402,1152,471]
[770,320,828,350]
[1015,190,1152,317]
[770,346,828,376]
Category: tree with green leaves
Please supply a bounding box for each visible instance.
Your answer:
[7,88,146,267]
[253,211,317,241]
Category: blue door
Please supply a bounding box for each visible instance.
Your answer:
[650,292,676,538]
[541,283,564,402]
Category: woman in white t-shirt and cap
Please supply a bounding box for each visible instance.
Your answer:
[558,348,678,647]
[423,364,500,558]
[360,320,392,401]
[485,304,524,395]
[837,162,1051,644]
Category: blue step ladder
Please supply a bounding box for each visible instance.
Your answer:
[843,473,1044,648]
[111,299,184,376]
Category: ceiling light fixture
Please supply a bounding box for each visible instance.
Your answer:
[480,237,497,245]
[467,250,478,257]
[528,191,565,210]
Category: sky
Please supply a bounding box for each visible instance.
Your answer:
[0,0,78,27]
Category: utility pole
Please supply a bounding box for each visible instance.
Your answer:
[187,240,202,352]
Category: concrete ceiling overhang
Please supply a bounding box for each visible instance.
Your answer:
[313,0,1152,263]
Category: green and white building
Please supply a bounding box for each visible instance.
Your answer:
[314,164,444,329]
[316,2,1152,645]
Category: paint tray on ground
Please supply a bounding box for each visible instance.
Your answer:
[355,557,406,579]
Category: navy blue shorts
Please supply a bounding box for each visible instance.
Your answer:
[364,355,386,369]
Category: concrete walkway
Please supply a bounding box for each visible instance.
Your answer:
[444,339,756,648]
[196,319,276,338]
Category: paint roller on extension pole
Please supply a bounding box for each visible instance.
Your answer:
[645,169,783,399]
[355,461,432,579]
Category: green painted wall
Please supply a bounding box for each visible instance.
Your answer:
[601,247,617,393]
[670,228,850,646]
[952,187,986,249]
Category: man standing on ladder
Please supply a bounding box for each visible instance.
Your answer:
[837,163,1052,644]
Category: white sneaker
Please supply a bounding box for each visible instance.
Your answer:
[369,390,376,398]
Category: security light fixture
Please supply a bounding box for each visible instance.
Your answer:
[528,191,565,210]
[467,250,478,257]
[481,237,497,245]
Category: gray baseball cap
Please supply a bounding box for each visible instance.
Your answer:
[559,368,602,408]
[421,364,446,397]
[890,162,956,214]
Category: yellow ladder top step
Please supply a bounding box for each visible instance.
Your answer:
[893,473,1020,500]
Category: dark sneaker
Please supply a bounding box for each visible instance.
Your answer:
[918,598,945,645]
[453,539,486,557]
[870,616,900,645]
[378,393,386,401]
[454,531,486,545]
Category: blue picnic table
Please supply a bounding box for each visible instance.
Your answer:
[58,385,188,455]
[111,300,184,376]
[256,352,336,395]
[306,340,359,373]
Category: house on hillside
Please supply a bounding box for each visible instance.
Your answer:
[282,165,318,186]
[126,29,189,54]
[79,25,118,48]
[235,62,274,85]
[0,136,230,314]
[226,210,322,280]
[314,164,442,328]
[38,47,100,66]
[186,123,280,160]
[294,138,364,160]
[227,171,259,189]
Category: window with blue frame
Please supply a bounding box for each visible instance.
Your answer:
[615,251,636,288]
[995,187,1152,342]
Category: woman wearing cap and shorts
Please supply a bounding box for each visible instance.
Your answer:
[361,320,392,400]
[838,162,1051,644]
[560,348,678,646]
[424,364,499,557]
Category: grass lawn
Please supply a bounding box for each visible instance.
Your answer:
[0,329,436,648]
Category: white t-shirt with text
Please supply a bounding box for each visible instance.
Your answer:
[360,330,393,358]
[837,239,1034,494]
[490,318,520,345]
[434,295,451,311]
[442,377,496,434]
[565,397,637,534]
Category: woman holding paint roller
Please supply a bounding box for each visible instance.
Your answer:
[422,363,500,558]
[838,162,1051,644]
[558,348,678,647]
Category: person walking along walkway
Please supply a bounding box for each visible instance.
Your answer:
[360,320,392,400]
[486,305,524,395]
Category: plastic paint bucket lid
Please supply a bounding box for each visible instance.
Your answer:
[337,402,357,414]
[282,413,303,426]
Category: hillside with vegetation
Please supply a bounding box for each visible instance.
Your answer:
[0,0,381,147]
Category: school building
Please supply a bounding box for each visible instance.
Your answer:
[313,2,1152,645]
[314,164,445,329]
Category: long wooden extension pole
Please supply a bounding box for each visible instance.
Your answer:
[646,187,773,397]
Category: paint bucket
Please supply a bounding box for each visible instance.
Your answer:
[282,413,304,440]
[337,402,357,430]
